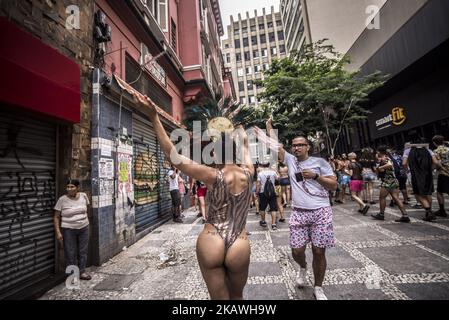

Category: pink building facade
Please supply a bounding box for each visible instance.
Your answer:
[90,0,235,264]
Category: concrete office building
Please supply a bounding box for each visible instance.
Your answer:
[222,6,287,107]
[280,0,386,55]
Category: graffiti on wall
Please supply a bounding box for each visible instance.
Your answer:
[115,150,134,235]
[134,150,159,205]
[0,170,55,288]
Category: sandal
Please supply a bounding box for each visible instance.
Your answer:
[80,273,92,281]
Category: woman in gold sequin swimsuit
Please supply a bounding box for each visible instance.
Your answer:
[133,93,254,300]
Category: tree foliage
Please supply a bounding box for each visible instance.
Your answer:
[259,40,388,155]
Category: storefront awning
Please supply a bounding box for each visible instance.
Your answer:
[114,74,186,129]
[0,17,80,123]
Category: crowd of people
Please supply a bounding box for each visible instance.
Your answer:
[327,131,449,222]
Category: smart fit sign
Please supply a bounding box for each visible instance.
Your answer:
[375,107,407,131]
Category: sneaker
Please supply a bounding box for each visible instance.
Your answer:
[271,224,278,231]
[361,205,370,215]
[278,218,286,223]
[389,201,395,208]
[173,218,183,223]
[395,216,411,223]
[363,200,368,204]
[296,268,308,287]
[259,221,267,227]
[371,213,385,221]
[313,286,328,300]
[435,210,448,218]
[197,213,202,218]
[255,211,260,215]
[412,204,423,209]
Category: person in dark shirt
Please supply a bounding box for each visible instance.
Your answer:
[348,153,370,215]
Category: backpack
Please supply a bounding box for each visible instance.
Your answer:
[264,177,276,199]
[388,154,406,179]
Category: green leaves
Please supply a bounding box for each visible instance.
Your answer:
[259,40,387,154]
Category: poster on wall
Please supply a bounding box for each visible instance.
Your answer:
[99,178,114,196]
[99,158,114,179]
[118,153,133,194]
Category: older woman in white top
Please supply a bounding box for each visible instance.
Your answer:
[53,179,91,280]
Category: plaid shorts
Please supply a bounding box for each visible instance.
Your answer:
[289,206,336,249]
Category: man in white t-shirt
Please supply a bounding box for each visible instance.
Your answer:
[256,163,279,230]
[263,117,337,300]
[168,168,182,223]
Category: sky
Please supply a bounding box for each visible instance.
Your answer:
[219,0,280,38]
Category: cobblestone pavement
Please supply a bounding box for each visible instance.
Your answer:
[40,195,449,300]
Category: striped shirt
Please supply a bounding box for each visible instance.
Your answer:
[54,193,90,229]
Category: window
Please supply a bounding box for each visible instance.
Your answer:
[226,53,231,63]
[259,33,266,44]
[243,38,249,47]
[253,50,259,58]
[237,68,244,77]
[254,65,261,73]
[267,21,273,28]
[269,32,275,42]
[276,20,282,26]
[234,39,241,49]
[238,81,245,91]
[259,23,265,30]
[242,27,248,35]
[244,51,251,61]
[250,25,256,32]
[158,0,168,31]
[251,36,257,46]
[224,43,229,49]
[246,66,252,75]
[277,31,284,40]
[262,48,268,57]
[236,53,242,62]
[279,45,286,53]
[247,80,253,89]
[271,47,277,55]
[146,0,168,31]
[240,97,246,104]
[171,19,177,52]
[249,96,256,104]
[234,28,240,36]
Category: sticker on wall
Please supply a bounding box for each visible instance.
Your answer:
[99,158,114,179]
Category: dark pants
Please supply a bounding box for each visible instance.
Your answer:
[62,226,89,274]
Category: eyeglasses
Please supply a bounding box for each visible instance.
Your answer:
[292,144,309,149]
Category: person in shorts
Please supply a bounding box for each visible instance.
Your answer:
[433,135,449,217]
[168,169,182,223]
[261,116,338,300]
[257,163,279,230]
[371,146,410,223]
[348,153,370,215]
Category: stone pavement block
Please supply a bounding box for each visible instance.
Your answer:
[93,274,140,291]
[381,223,449,238]
[249,262,283,277]
[248,233,266,241]
[324,284,388,300]
[270,231,290,247]
[186,225,204,236]
[326,246,364,270]
[244,283,289,300]
[417,239,449,257]
[100,258,148,275]
[360,245,449,274]
[335,226,386,242]
[396,283,449,300]
[333,214,363,226]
